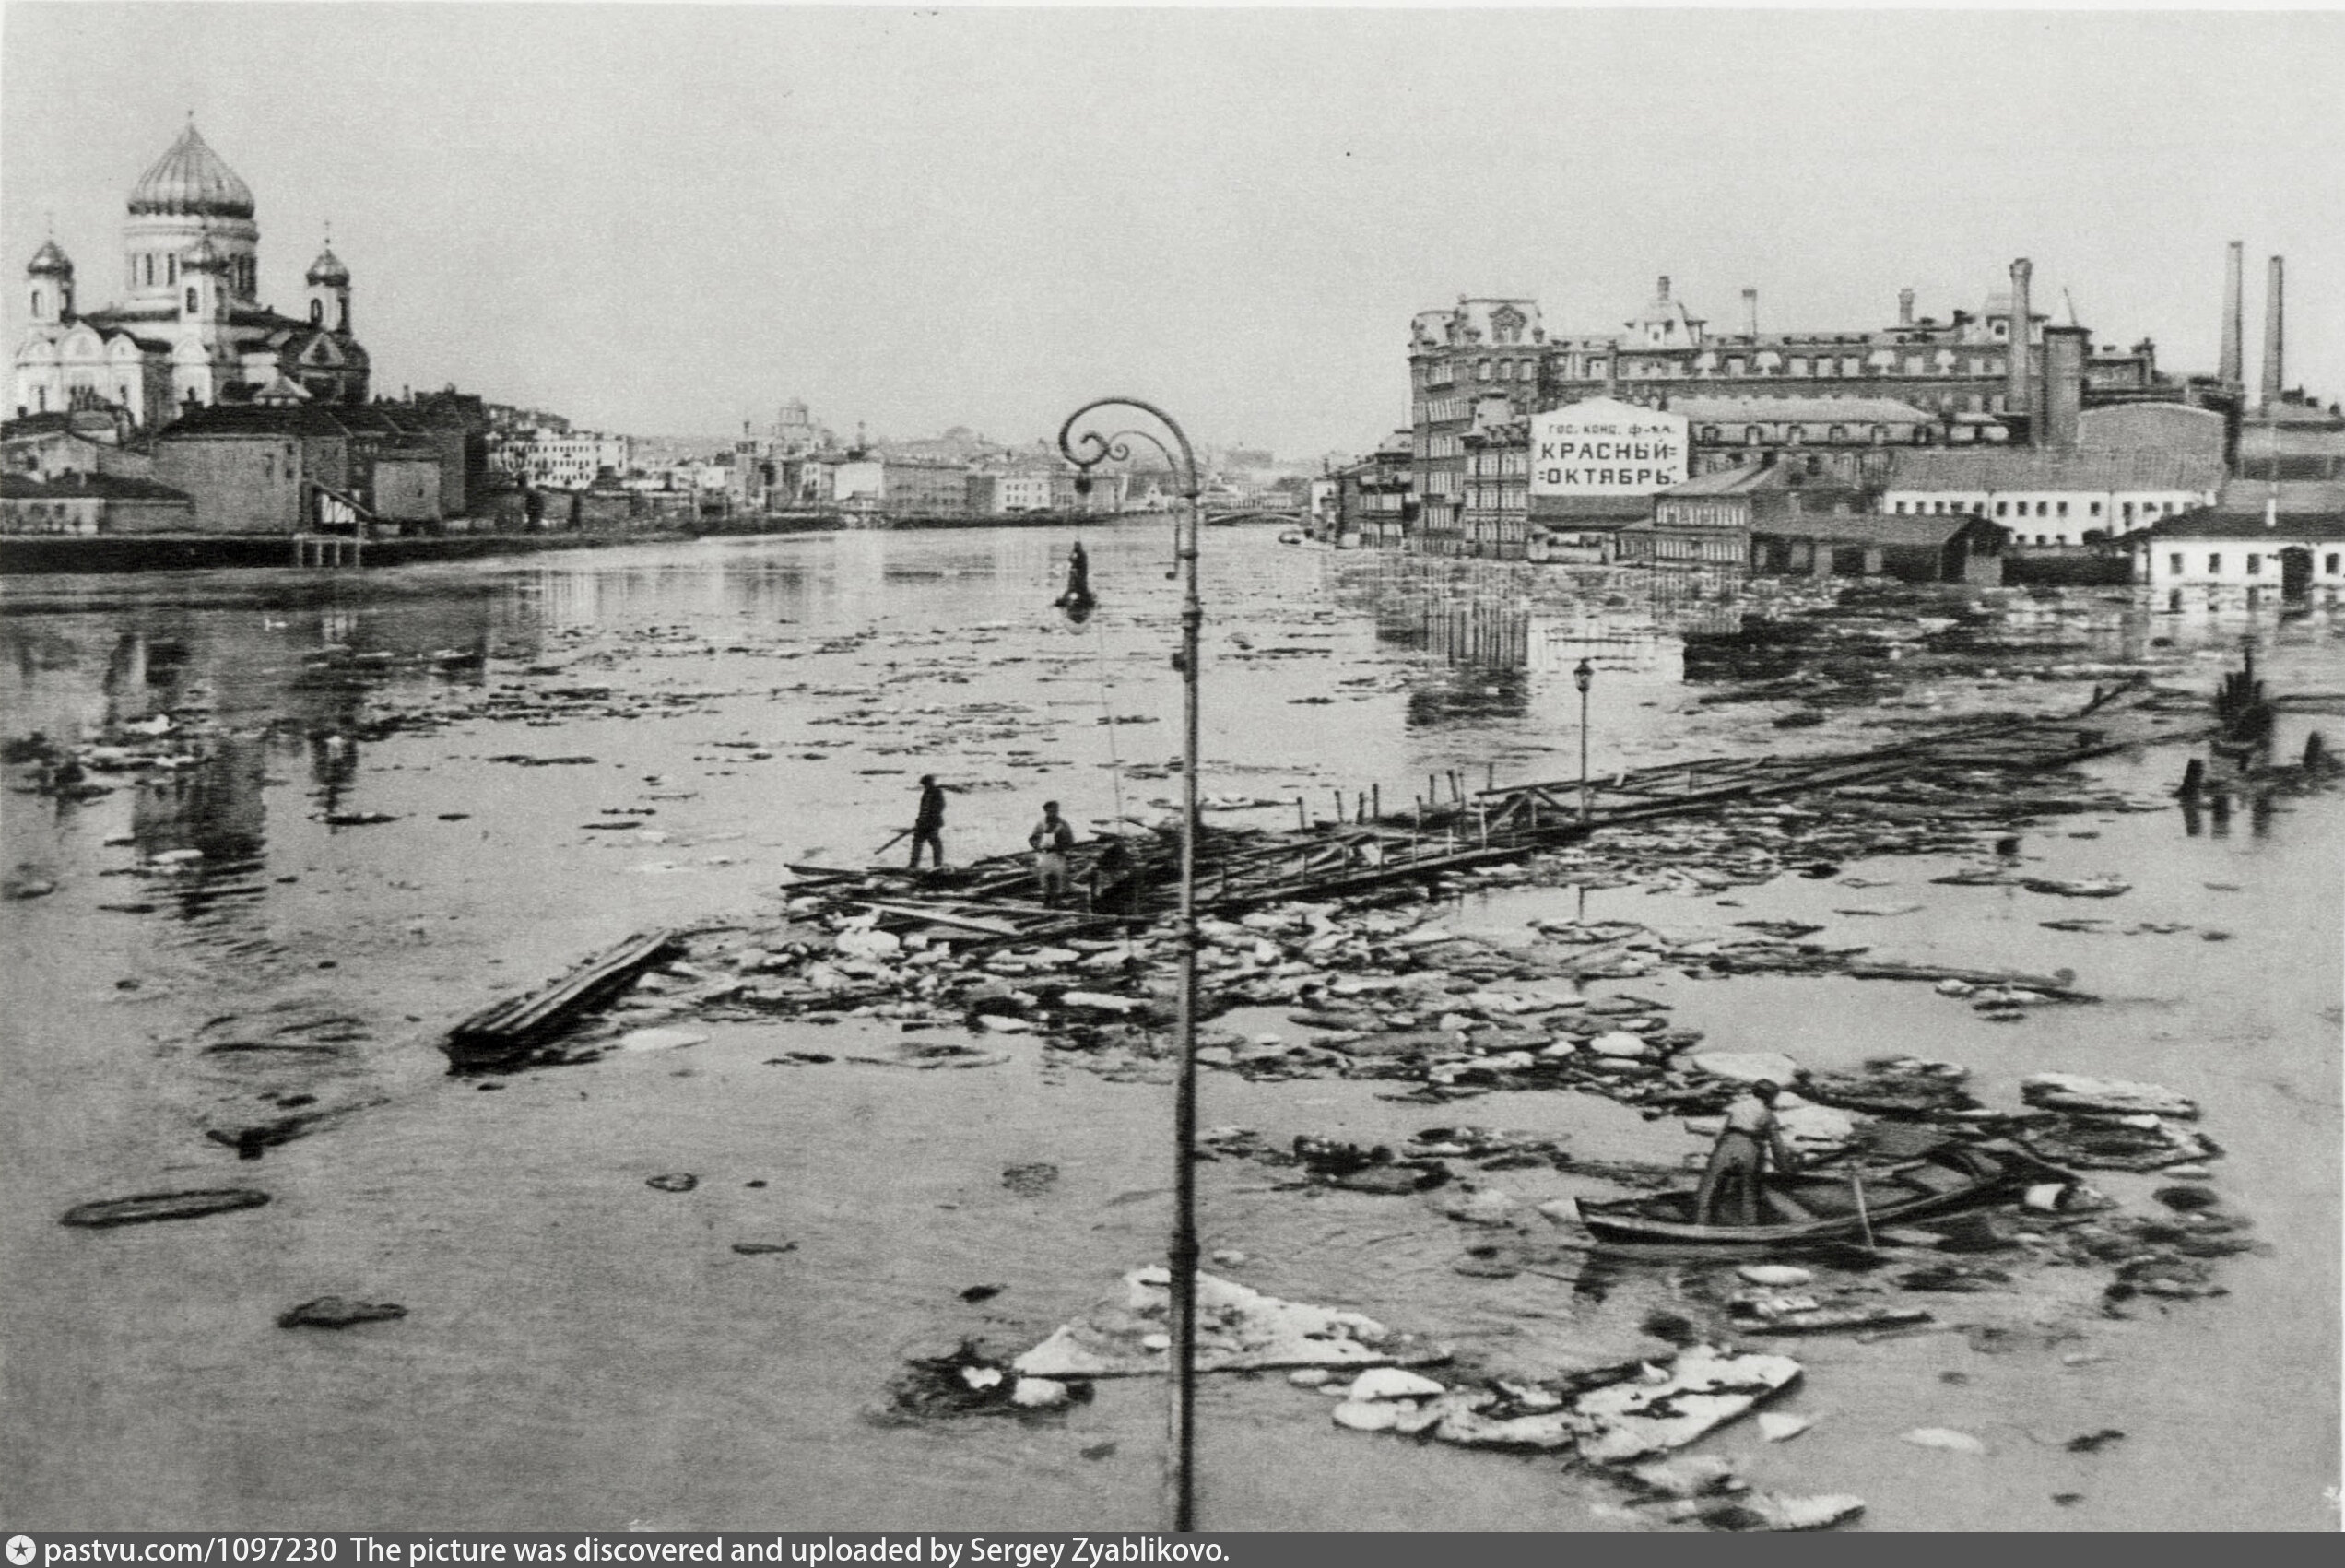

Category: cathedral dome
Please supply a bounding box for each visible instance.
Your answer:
[306,245,349,286]
[127,122,255,219]
[27,239,73,277]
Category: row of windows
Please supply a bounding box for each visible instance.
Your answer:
[2168,551,2343,576]
[1465,484,1528,510]
[1558,355,2010,383]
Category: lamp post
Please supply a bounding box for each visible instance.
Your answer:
[1058,397,1204,1533]
[1573,656,1595,822]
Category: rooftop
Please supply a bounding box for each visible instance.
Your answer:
[1663,395,1935,425]
[2141,506,2345,542]
[1886,449,2225,493]
[2,472,194,502]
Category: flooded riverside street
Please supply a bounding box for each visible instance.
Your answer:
[2,524,2339,1530]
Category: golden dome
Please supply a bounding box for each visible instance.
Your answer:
[128,122,254,219]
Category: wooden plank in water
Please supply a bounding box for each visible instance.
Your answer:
[447,928,678,1060]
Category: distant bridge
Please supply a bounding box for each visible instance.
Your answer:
[1203,508,1303,527]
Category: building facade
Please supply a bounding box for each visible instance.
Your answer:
[2139,504,2345,605]
[14,122,370,428]
[1880,450,2223,546]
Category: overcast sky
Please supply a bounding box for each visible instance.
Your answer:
[5,5,2341,455]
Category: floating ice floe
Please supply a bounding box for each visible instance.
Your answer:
[1012,1267,1435,1378]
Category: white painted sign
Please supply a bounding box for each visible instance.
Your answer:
[1528,398,1688,496]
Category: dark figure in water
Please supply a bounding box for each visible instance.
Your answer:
[1056,541,1095,624]
[1693,1079,1802,1227]
[909,774,947,870]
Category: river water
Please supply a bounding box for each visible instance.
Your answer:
[2,525,2337,1530]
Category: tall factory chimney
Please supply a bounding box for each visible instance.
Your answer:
[2261,254,2285,409]
[2041,325,2088,452]
[2218,241,2245,388]
[1741,288,1759,338]
[2007,258,2034,440]
[1898,288,1915,327]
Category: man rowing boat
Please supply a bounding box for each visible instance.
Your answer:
[1694,1079,1803,1227]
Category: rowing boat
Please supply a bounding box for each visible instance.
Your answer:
[1575,1140,2071,1248]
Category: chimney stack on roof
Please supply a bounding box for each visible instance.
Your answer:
[2219,241,2245,388]
[2042,326,2088,453]
[2261,255,2285,410]
[1898,288,1915,327]
[1656,276,1671,301]
[1741,288,1759,337]
[2007,258,2034,439]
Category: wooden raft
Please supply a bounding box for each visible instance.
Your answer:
[445,927,678,1068]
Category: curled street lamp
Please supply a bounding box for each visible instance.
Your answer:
[1573,656,1595,823]
[1057,397,1205,1532]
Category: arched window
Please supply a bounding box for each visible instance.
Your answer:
[310,299,324,324]
[29,290,41,316]
[185,288,199,313]
[142,255,154,287]
[167,254,178,284]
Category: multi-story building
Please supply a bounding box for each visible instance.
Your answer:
[1406,265,2220,544]
[1538,273,2050,421]
[1460,417,1531,558]
[1879,450,2223,546]
[524,430,631,489]
[832,455,972,515]
[2139,496,2345,605]
[1333,431,1414,548]
[1408,299,1545,549]
[1668,394,1940,482]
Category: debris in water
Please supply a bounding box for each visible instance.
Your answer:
[60,1188,272,1228]
[277,1297,407,1329]
[1902,1426,1986,1454]
[1012,1267,1437,1378]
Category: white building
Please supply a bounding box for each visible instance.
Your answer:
[521,431,631,489]
[1880,450,2222,547]
[13,121,370,428]
[2139,499,2345,606]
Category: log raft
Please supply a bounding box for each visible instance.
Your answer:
[444,928,679,1068]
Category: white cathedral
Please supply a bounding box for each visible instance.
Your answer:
[12,120,370,430]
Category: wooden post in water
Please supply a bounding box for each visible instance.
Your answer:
[1372,784,1381,821]
[1297,797,1307,831]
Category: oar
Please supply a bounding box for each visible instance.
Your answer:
[1849,1165,1878,1252]
[873,827,913,856]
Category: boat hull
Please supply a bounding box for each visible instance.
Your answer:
[1577,1142,2067,1248]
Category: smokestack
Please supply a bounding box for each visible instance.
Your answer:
[2042,326,2088,453]
[1898,288,1915,327]
[2007,258,2034,439]
[2219,242,2245,388]
[1741,288,1759,338]
[1656,275,1671,301]
[2261,254,2285,409]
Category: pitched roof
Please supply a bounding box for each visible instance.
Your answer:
[1750,511,1993,547]
[157,404,359,439]
[2217,477,2345,513]
[1664,395,1935,424]
[2140,508,2345,542]
[2,472,194,502]
[1886,449,2225,493]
